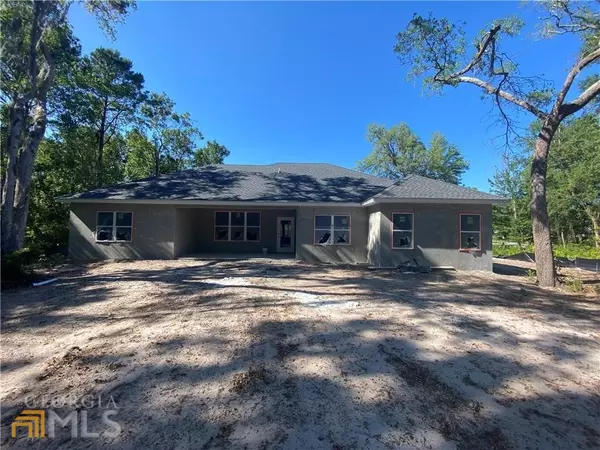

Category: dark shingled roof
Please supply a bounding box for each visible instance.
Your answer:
[373,174,504,202]
[59,163,506,203]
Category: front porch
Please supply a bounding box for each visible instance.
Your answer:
[174,207,297,258]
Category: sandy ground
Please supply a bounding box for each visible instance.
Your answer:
[1,259,599,450]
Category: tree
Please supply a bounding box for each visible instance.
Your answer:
[489,151,531,243]
[357,123,469,184]
[193,140,230,167]
[62,47,144,186]
[547,115,600,247]
[0,0,134,254]
[125,92,204,178]
[393,1,600,286]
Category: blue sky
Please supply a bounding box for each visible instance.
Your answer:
[69,1,585,192]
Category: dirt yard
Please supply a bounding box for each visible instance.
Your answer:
[2,259,599,450]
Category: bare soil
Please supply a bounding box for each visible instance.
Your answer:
[1,259,599,449]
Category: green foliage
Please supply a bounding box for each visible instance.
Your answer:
[193,140,230,167]
[492,113,600,251]
[1,248,36,289]
[125,92,204,178]
[394,14,466,90]
[563,276,584,293]
[489,151,531,242]
[357,123,469,184]
[493,242,600,259]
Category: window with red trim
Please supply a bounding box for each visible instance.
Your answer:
[459,213,481,250]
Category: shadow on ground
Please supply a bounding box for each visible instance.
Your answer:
[1,259,599,449]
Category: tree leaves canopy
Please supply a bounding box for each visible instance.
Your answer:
[357,123,469,184]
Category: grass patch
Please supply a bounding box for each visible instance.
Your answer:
[493,243,600,259]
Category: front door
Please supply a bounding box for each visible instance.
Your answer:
[276,217,295,253]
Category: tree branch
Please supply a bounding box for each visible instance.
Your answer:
[449,24,502,78]
[457,76,548,119]
[560,79,600,117]
[553,47,600,115]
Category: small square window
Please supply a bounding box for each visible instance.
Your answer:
[96,227,114,241]
[461,232,480,249]
[460,214,480,232]
[334,216,349,229]
[215,227,229,241]
[333,230,349,244]
[246,227,260,241]
[115,227,132,242]
[231,212,245,226]
[215,212,229,226]
[247,213,260,227]
[315,215,332,228]
[231,227,245,240]
[315,230,331,245]
[393,231,413,249]
[116,212,132,227]
[393,213,412,230]
[97,212,114,227]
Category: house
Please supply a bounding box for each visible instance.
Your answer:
[58,163,508,270]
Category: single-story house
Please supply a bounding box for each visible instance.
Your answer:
[58,163,508,270]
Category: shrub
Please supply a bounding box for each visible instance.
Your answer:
[1,249,37,289]
[563,277,584,293]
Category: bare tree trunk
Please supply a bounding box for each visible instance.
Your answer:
[531,122,556,287]
[11,100,47,250]
[586,207,600,249]
[97,100,108,187]
[1,101,26,253]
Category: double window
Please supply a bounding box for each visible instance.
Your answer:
[460,213,481,250]
[392,212,414,249]
[314,215,350,245]
[96,212,132,242]
[215,211,260,242]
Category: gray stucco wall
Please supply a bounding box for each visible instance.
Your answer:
[68,202,493,270]
[367,204,381,265]
[370,203,493,270]
[174,207,296,256]
[296,206,369,264]
[69,203,176,260]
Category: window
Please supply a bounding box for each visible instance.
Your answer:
[392,212,414,249]
[314,215,350,245]
[96,212,132,242]
[459,213,481,250]
[214,212,260,242]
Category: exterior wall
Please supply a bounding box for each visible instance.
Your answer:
[296,206,369,264]
[174,207,297,256]
[367,205,381,265]
[69,203,176,260]
[373,203,493,270]
[68,201,494,270]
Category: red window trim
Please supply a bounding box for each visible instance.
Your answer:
[391,211,415,250]
[458,212,482,251]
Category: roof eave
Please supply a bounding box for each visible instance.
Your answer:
[362,197,510,206]
[57,198,365,207]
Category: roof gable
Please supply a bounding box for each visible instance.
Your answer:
[372,174,505,202]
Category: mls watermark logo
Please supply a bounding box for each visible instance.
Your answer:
[11,410,46,438]
[10,395,121,439]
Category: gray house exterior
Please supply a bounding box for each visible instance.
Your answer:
[60,163,507,270]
